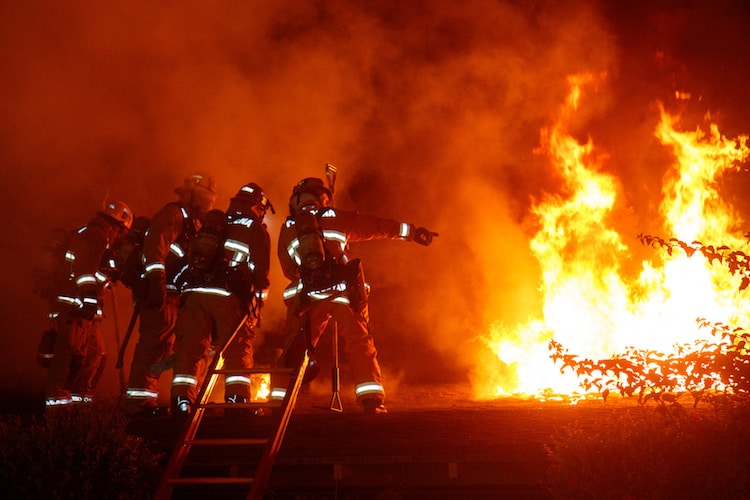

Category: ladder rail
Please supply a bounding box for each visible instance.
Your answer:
[247,350,309,499]
[154,289,333,498]
[153,313,249,500]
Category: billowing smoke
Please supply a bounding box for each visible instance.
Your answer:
[3,0,750,407]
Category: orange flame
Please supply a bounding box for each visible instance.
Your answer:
[251,373,271,402]
[474,73,750,400]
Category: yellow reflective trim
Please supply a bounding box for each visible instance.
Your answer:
[76,275,97,286]
[172,375,198,386]
[126,389,159,399]
[355,382,385,396]
[169,243,185,258]
[225,375,252,385]
[145,262,165,273]
[182,287,232,297]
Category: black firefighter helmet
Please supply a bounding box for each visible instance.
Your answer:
[289,177,332,215]
[229,182,274,218]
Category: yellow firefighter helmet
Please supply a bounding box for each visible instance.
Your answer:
[100,200,134,230]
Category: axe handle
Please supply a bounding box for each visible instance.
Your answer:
[116,302,140,369]
[325,163,337,194]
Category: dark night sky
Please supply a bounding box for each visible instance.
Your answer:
[3,0,750,409]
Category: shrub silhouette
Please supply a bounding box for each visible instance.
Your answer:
[0,400,162,499]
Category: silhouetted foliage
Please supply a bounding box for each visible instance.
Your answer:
[548,318,750,409]
[638,233,750,290]
[0,400,162,499]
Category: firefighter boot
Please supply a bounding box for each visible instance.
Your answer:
[172,396,191,420]
[362,398,388,415]
[224,393,253,419]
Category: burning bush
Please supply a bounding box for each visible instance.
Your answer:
[546,234,750,405]
[0,400,162,499]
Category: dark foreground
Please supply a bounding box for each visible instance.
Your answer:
[127,382,625,499]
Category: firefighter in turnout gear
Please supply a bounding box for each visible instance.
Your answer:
[170,183,273,415]
[44,201,134,408]
[272,176,437,414]
[125,174,217,416]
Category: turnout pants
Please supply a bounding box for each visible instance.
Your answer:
[170,291,255,406]
[46,313,105,407]
[125,293,178,411]
[273,297,385,406]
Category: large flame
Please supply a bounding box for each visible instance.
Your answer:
[474,74,750,399]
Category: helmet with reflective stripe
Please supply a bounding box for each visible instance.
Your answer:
[174,173,217,195]
[289,177,332,215]
[232,182,274,214]
[100,201,133,229]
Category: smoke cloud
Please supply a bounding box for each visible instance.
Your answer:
[3,0,750,408]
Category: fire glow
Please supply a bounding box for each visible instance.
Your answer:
[476,73,750,399]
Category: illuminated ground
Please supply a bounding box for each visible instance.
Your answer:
[129,382,636,499]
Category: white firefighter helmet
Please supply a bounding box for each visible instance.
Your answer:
[100,200,134,230]
[174,173,217,195]
[175,173,217,218]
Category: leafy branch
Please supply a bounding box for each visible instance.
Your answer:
[549,318,750,410]
[638,233,750,290]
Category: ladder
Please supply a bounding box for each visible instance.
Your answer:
[153,334,310,499]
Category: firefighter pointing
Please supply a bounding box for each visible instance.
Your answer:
[272,173,437,414]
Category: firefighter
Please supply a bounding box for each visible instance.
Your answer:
[272,177,437,414]
[170,183,273,415]
[44,201,134,408]
[125,173,217,417]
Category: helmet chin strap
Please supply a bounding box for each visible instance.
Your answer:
[300,201,320,213]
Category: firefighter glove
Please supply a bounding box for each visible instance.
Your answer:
[413,226,438,246]
[146,272,167,309]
